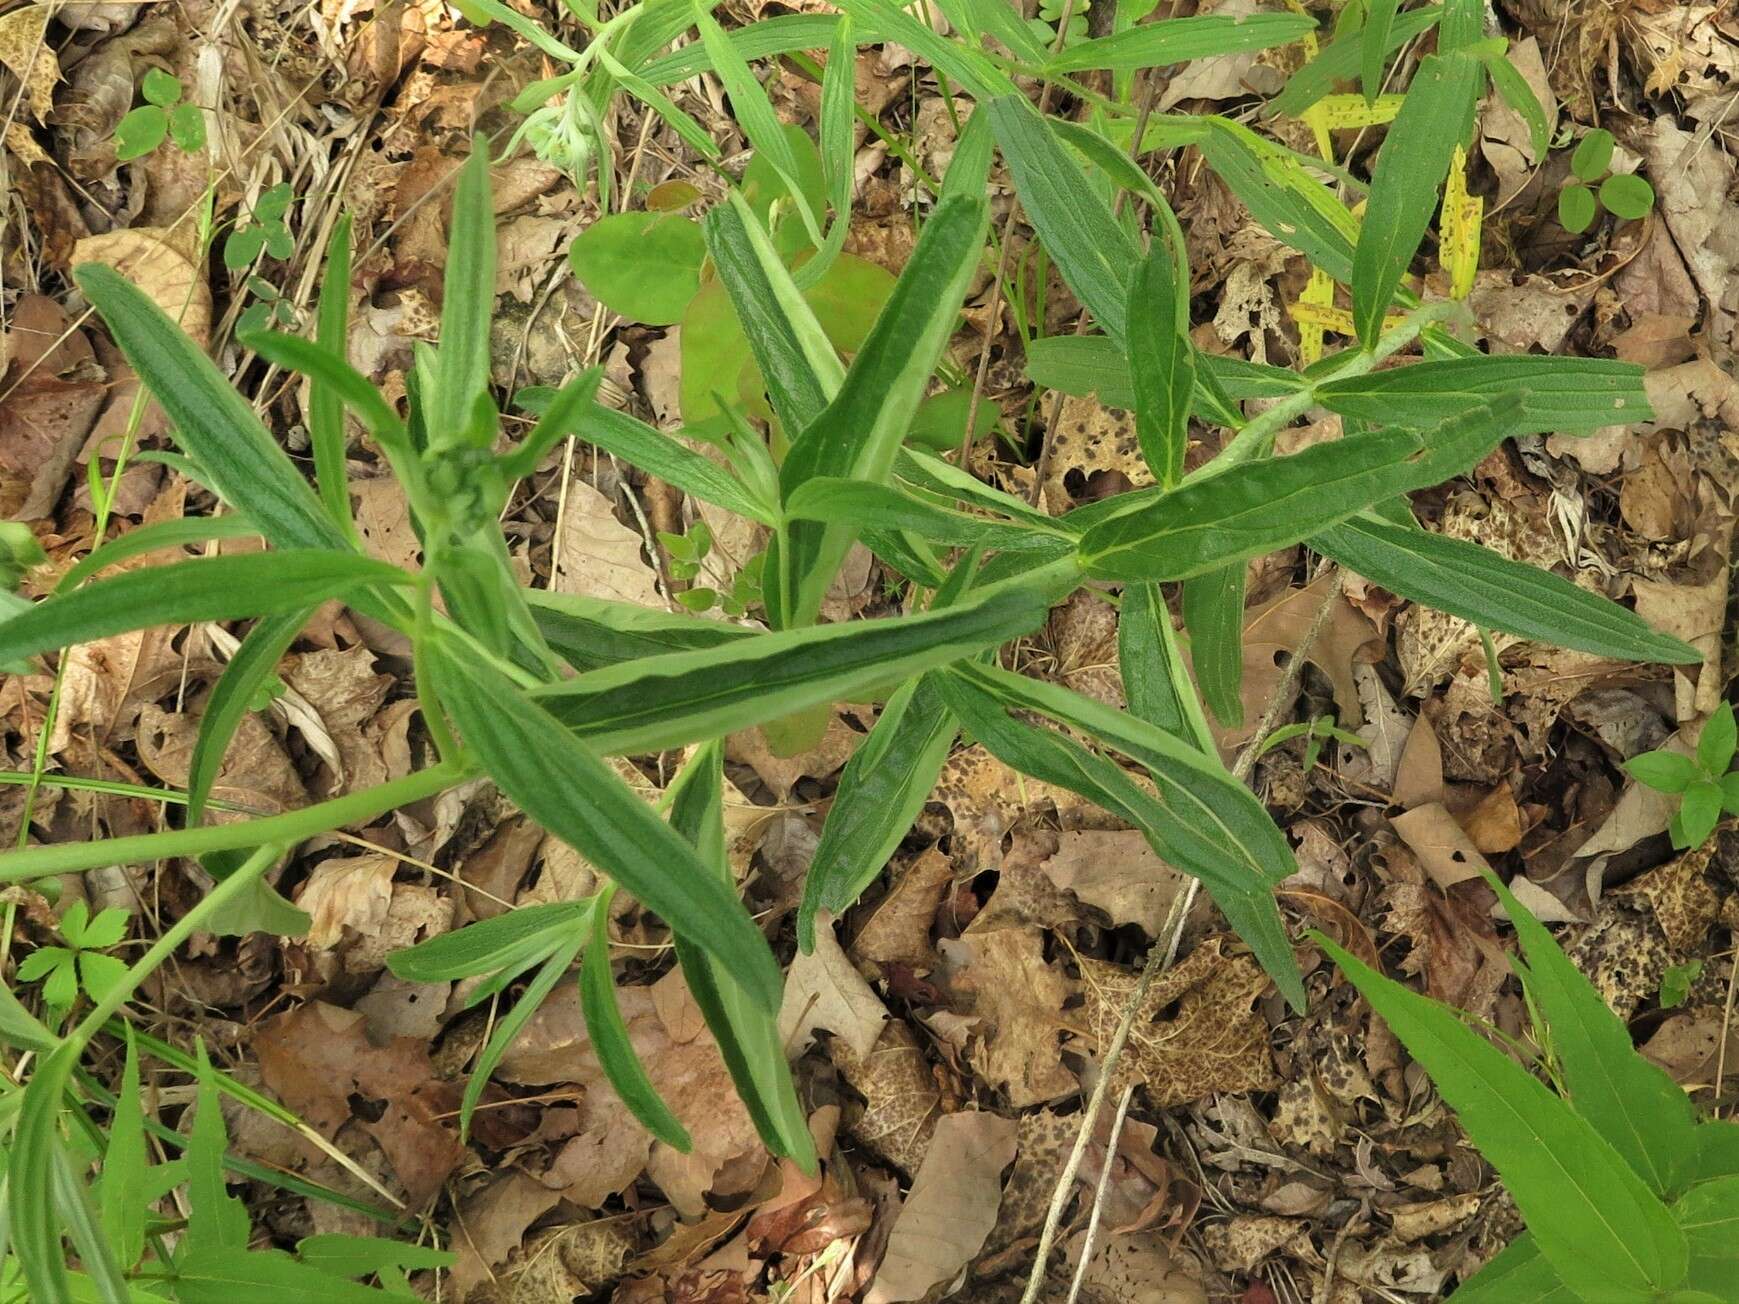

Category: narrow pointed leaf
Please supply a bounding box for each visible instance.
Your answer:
[1080,397,1525,581]
[310,214,357,536]
[1126,244,1194,487]
[1047,12,1315,73]
[73,264,352,554]
[1488,871,1698,1195]
[799,673,958,950]
[777,195,990,624]
[1182,566,1246,728]
[1118,582,1215,751]
[567,401,775,524]
[1269,3,1443,116]
[533,580,1050,754]
[1351,52,1480,343]
[527,590,756,672]
[1320,934,1686,1298]
[1314,355,1649,431]
[582,896,693,1150]
[428,638,783,1011]
[55,514,262,593]
[784,478,1071,553]
[432,145,496,442]
[1311,514,1701,664]
[0,552,407,669]
[189,606,315,825]
[1361,0,1404,101]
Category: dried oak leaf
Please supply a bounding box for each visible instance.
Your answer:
[1042,829,1189,936]
[1077,939,1279,1108]
[779,915,889,1059]
[450,1171,563,1300]
[1381,880,1508,1019]
[0,295,105,520]
[851,845,953,970]
[832,1017,941,1177]
[950,925,1077,1107]
[253,1001,464,1206]
[1610,840,1722,953]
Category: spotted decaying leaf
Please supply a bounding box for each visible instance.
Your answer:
[1611,839,1723,952]
[833,1018,941,1177]
[1076,939,1279,1108]
[951,925,1078,1107]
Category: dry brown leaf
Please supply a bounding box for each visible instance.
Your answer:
[833,1017,941,1176]
[1390,804,1491,890]
[1077,939,1279,1108]
[1201,1215,1304,1273]
[1068,1228,1208,1304]
[778,915,889,1060]
[1040,829,1187,936]
[852,846,952,970]
[1461,784,1523,855]
[467,1219,636,1304]
[0,5,57,121]
[351,476,423,571]
[951,926,1077,1107]
[554,479,663,606]
[295,853,396,949]
[1478,37,1554,203]
[1383,881,1507,1018]
[541,1092,654,1208]
[1632,574,1728,721]
[450,1172,564,1300]
[0,296,106,520]
[725,707,861,800]
[1640,118,1739,356]
[73,227,211,345]
[136,705,308,815]
[1611,841,1722,953]
[1040,397,1150,514]
[864,1110,1017,1304]
[253,1001,464,1205]
[1641,1003,1739,1089]
[1393,716,1446,809]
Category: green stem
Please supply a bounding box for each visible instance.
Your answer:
[0,764,464,883]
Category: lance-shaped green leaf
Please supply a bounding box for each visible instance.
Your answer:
[1196,120,1357,283]
[1351,52,1480,343]
[1483,49,1550,159]
[694,0,822,248]
[567,401,774,524]
[833,0,1015,100]
[784,478,1072,554]
[669,745,817,1169]
[1311,514,1701,664]
[244,329,420,483]
[1317,934,1687,1299]
[639,14,864,84]
[582,888,693,1150]
[1079,397,1525,581]
[431,144,496,445]
[1361,0,1404,101]
[798,673,958,950]
[310,214,357,538]
[55,514,262,593]
[895,447,1063,530]
[940,667,1303,1008]
[704,194,841,437]
[73,264,353,555]
[497,367,606,484]
[534,580,1050,754]
[527,590,757,672]
[188,607,314,825]
[777,195,990,625]
[989,96,1137,345]
[1118,582,1215,751]
[1270,3,1442,116]
[1182,566,1246,728]
[0,551,407,669]
[1026,333,1303,412]
[1314,355,1648,431]
[1488,870,1698,1195]
[1126,243,1194,487]
[1046,11,1315,73]
[427,637,783,1011]
[390,902,594,985]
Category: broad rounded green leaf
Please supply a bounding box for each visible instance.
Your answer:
[568,212,706,325]
[1681,780,1723,848]
[141,67,182,106]
[1572,128,1615,181]
[1601,171,1656,220]
[1626,750,1700,795]
[1558,183,1597,233]
[1697,703,1736,776]
[113,106,168,162]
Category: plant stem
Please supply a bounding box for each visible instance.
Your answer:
[0,764,464,883]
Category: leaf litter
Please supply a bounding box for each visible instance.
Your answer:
[2,0,1738,1300]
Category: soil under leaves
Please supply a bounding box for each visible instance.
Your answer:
[2,0,1738,1300]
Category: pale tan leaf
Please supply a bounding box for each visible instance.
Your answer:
[778,915,888,1060]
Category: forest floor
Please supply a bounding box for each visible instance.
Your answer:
[2,0,1738,1300]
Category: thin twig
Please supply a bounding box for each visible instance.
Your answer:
[1064,1081,1135,1304]
[1021,567,1346,1301]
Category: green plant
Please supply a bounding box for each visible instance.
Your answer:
[1321,872,1738,1300]
[1558,127,1656,233]
[1626,702,1738,849]
[223,182,295,272]
[1254,713,1367,773]
[113,68,206,162]
[2,0,1715,1290]
[15,901,131,1014]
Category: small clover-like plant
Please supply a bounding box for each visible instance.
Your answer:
[237,274,299,337]
[1028,0,1091,46]
[15,900,130,1012]
[224,182,295,271]
[1624,701,1738,849]
[1558,128,1655,233]
[113,68,206,162]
